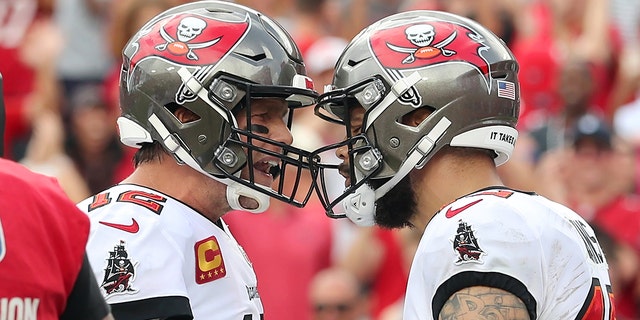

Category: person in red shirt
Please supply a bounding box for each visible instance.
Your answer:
[511,0,623,129]
[338,227,409,319]
[0,74,113,320]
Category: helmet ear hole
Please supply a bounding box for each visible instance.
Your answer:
[165,102,180,114]
[170,105,201,124]
[398,106,434,127]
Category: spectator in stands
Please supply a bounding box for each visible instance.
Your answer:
[224,177,335,320]
[20,108,90,202]
[338,227,408,320]
[512,0,623,128]
[309,267,370,320]
[527,59,600,162]
[0,0,60,159]
[54,0,113,120]
[65,84,133,194]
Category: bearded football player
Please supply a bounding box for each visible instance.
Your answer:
[311,10,616,320]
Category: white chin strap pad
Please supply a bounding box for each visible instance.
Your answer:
[225,180,271,214]
[342,184,376,227]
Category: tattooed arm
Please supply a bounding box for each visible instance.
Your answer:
[439,286,531,320]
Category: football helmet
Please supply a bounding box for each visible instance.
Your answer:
[117,1,318,213]
[312,10,520,226]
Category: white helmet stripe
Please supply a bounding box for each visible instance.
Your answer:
[450,125,518,166]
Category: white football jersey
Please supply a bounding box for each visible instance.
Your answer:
[78,184,263,320]
[404,188,615,320]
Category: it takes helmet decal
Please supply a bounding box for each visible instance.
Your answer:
[370,20,490,77]
[127,13,250,70]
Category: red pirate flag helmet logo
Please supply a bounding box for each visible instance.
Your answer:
[127,12,250,71]
[370,20,491,82]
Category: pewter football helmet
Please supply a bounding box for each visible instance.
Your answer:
[117,1,318,212]
[312,10,520,226]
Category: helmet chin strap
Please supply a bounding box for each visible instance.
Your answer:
[148,114,271,214]
[342,117,451,226]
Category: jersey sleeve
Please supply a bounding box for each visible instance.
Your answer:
[84,201,193,320]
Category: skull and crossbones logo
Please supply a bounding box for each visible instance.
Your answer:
[387,23,457,64]
[407,24,435,47]
[156,16,222,60]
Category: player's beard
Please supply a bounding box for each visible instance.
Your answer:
[369,175,417,229]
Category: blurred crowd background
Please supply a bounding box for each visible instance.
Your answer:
[1,0,639,319]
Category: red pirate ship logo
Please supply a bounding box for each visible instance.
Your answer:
[126,13,250,70]
[370,21,490,75]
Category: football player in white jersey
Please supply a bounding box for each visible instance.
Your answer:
[77,1,317,319]
[310,10,616,320]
